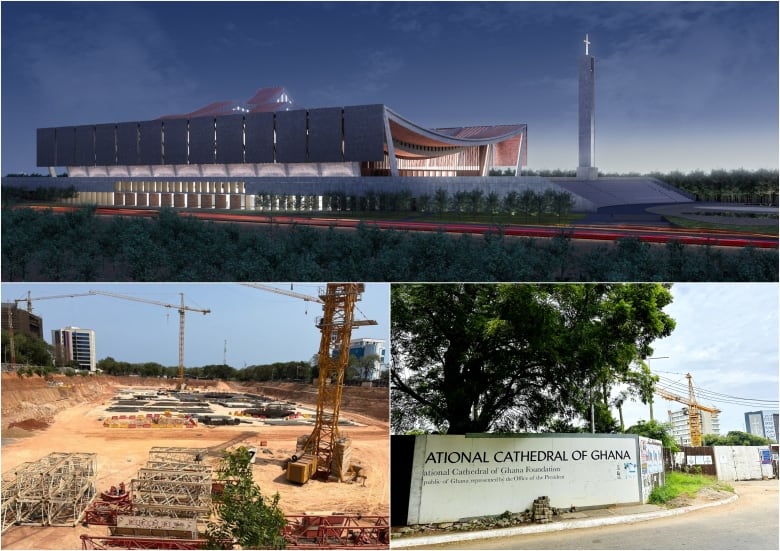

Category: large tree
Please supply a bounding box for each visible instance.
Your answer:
[1,330,54,367]
[391,284,675,434]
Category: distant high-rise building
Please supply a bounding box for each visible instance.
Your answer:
[744,410,779,441]
[334,338,386,381]
[52,326,96,372]
[668,408,720,446]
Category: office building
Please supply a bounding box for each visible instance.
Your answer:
[745,410,779,441]
[668,408,720,446]
[52,326,96,372]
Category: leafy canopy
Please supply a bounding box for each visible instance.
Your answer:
[206,447,287,549]
[626,419,679,452]
[703,430,773,446]
[391,284,675,434]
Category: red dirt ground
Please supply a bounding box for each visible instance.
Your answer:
[1,374,389,550]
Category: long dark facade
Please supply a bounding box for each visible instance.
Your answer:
[37,105,386,170]
[35,87,527,178]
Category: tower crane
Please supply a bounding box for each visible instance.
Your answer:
[242,283,324,305]
[655,373,721,447]
[87,290,210,389]
[243,283,377,483]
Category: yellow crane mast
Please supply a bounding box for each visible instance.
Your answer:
[242,283,377,483]
[302,283,370,481]
[86,290,210,389]
[655,373,720,447]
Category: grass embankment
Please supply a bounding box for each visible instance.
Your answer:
[664,215,779,236]
[648,471,734,505]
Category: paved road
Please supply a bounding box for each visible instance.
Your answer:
[416,480,779,550]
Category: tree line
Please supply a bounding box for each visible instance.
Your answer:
[491,168,778,205]
[256,187,575,217]
[96,357,316,382]
[2,185,78,204]
[648,169,778,205]
[2,207,777,281]
[1,330,385,384]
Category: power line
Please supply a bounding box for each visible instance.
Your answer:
[654,374,779,409]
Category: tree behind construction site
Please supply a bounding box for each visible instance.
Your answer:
[206,447,287,549]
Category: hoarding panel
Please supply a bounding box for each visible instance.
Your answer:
[343,105,385,162]
[406,434,642,524]
[308,107,343,162]
[74,125,95,165]
[244,112,274,163]
[116,123,139,165]
[188,117,215,164]
[37,128,56,166]
[216,115,244,163]
[94,124,116,165]
[275,109,307,163]
[163,119,187,165]
[139,121,162,165]
[55,127,76,166]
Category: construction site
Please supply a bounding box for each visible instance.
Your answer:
[1,284,390,549]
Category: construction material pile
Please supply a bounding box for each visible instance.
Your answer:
[531,496,554,524]
[103,413,198,429]
[1,452,97,533]
[128,447,212,522]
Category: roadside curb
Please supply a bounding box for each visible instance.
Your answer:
[391,492,739,548]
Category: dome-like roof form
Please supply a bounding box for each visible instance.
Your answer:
[159,87,294,119]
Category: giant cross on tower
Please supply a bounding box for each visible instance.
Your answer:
[577,33,598,180]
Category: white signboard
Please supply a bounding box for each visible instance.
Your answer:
[407,434,642,524]
[117,515,198,533]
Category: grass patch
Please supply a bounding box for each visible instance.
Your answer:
[664,215,779,236]
[648,471,734,505]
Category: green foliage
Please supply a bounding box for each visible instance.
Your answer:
[391,284,675,434]
[625,420,679,452]
[206,447,286,549]
[1,185,78,205]
[649,471,734,505]
[648,168,779,205]
[2,207,777,282]
[96,357,313,383]
[702,430,772,446]
[254,188,576,219]
[647,484,676,504]
[1,330,54,368]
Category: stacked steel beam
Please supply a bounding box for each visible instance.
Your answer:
[130,448,212,521]
[1,453,97,530]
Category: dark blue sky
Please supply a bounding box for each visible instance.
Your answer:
[2,1,777,174]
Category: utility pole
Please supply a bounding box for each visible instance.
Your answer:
[646,356,670,421]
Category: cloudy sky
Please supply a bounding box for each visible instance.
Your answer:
[618,283,779,435]
[1,282,390,369]
[2,1,777,174]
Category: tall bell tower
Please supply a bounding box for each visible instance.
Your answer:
[577,33,598,180]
